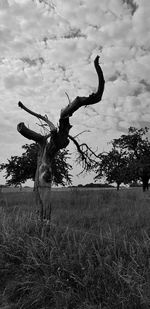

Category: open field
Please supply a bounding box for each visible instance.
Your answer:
[0,188,150,308]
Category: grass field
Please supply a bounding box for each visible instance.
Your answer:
[0,188,150,309]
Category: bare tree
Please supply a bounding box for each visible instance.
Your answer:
[17,56,105,220]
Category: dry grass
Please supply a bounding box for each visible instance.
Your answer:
[0,188,150,308]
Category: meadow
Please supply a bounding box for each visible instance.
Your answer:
[0,188,150,309]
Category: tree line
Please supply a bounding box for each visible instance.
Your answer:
[1,126,150,191]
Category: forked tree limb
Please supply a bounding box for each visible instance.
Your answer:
[18,101,56,131]
[60,56,105,119]
[68,134,99,172]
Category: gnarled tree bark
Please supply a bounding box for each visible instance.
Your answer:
[17,56,105,220]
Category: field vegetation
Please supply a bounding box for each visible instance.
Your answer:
[0,188,150,308]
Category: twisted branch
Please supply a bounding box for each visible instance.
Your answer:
[60,56,105,119]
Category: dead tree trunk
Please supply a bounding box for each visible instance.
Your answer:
[17,56,105,220]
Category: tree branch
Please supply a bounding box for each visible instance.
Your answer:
[18,101,56,131]
[68,134,99,172]
[60,55,105,119]
[17,122,45,144]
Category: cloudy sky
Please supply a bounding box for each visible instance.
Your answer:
[0,0,150,186]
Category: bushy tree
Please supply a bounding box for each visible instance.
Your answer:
[112,127,150,161]
[0,143,72,187]
[112,127,150,188]
[95,149,131,190]
[95,127,150,190]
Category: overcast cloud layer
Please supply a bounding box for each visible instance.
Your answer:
[0,0,150,185]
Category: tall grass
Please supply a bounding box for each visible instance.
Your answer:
[0,189,150,308]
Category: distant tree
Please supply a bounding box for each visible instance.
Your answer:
[95,149,131,190]
[112,127,150,191]
[95,127,150,190]
[0,143,72,187]
[112,127,150,160]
